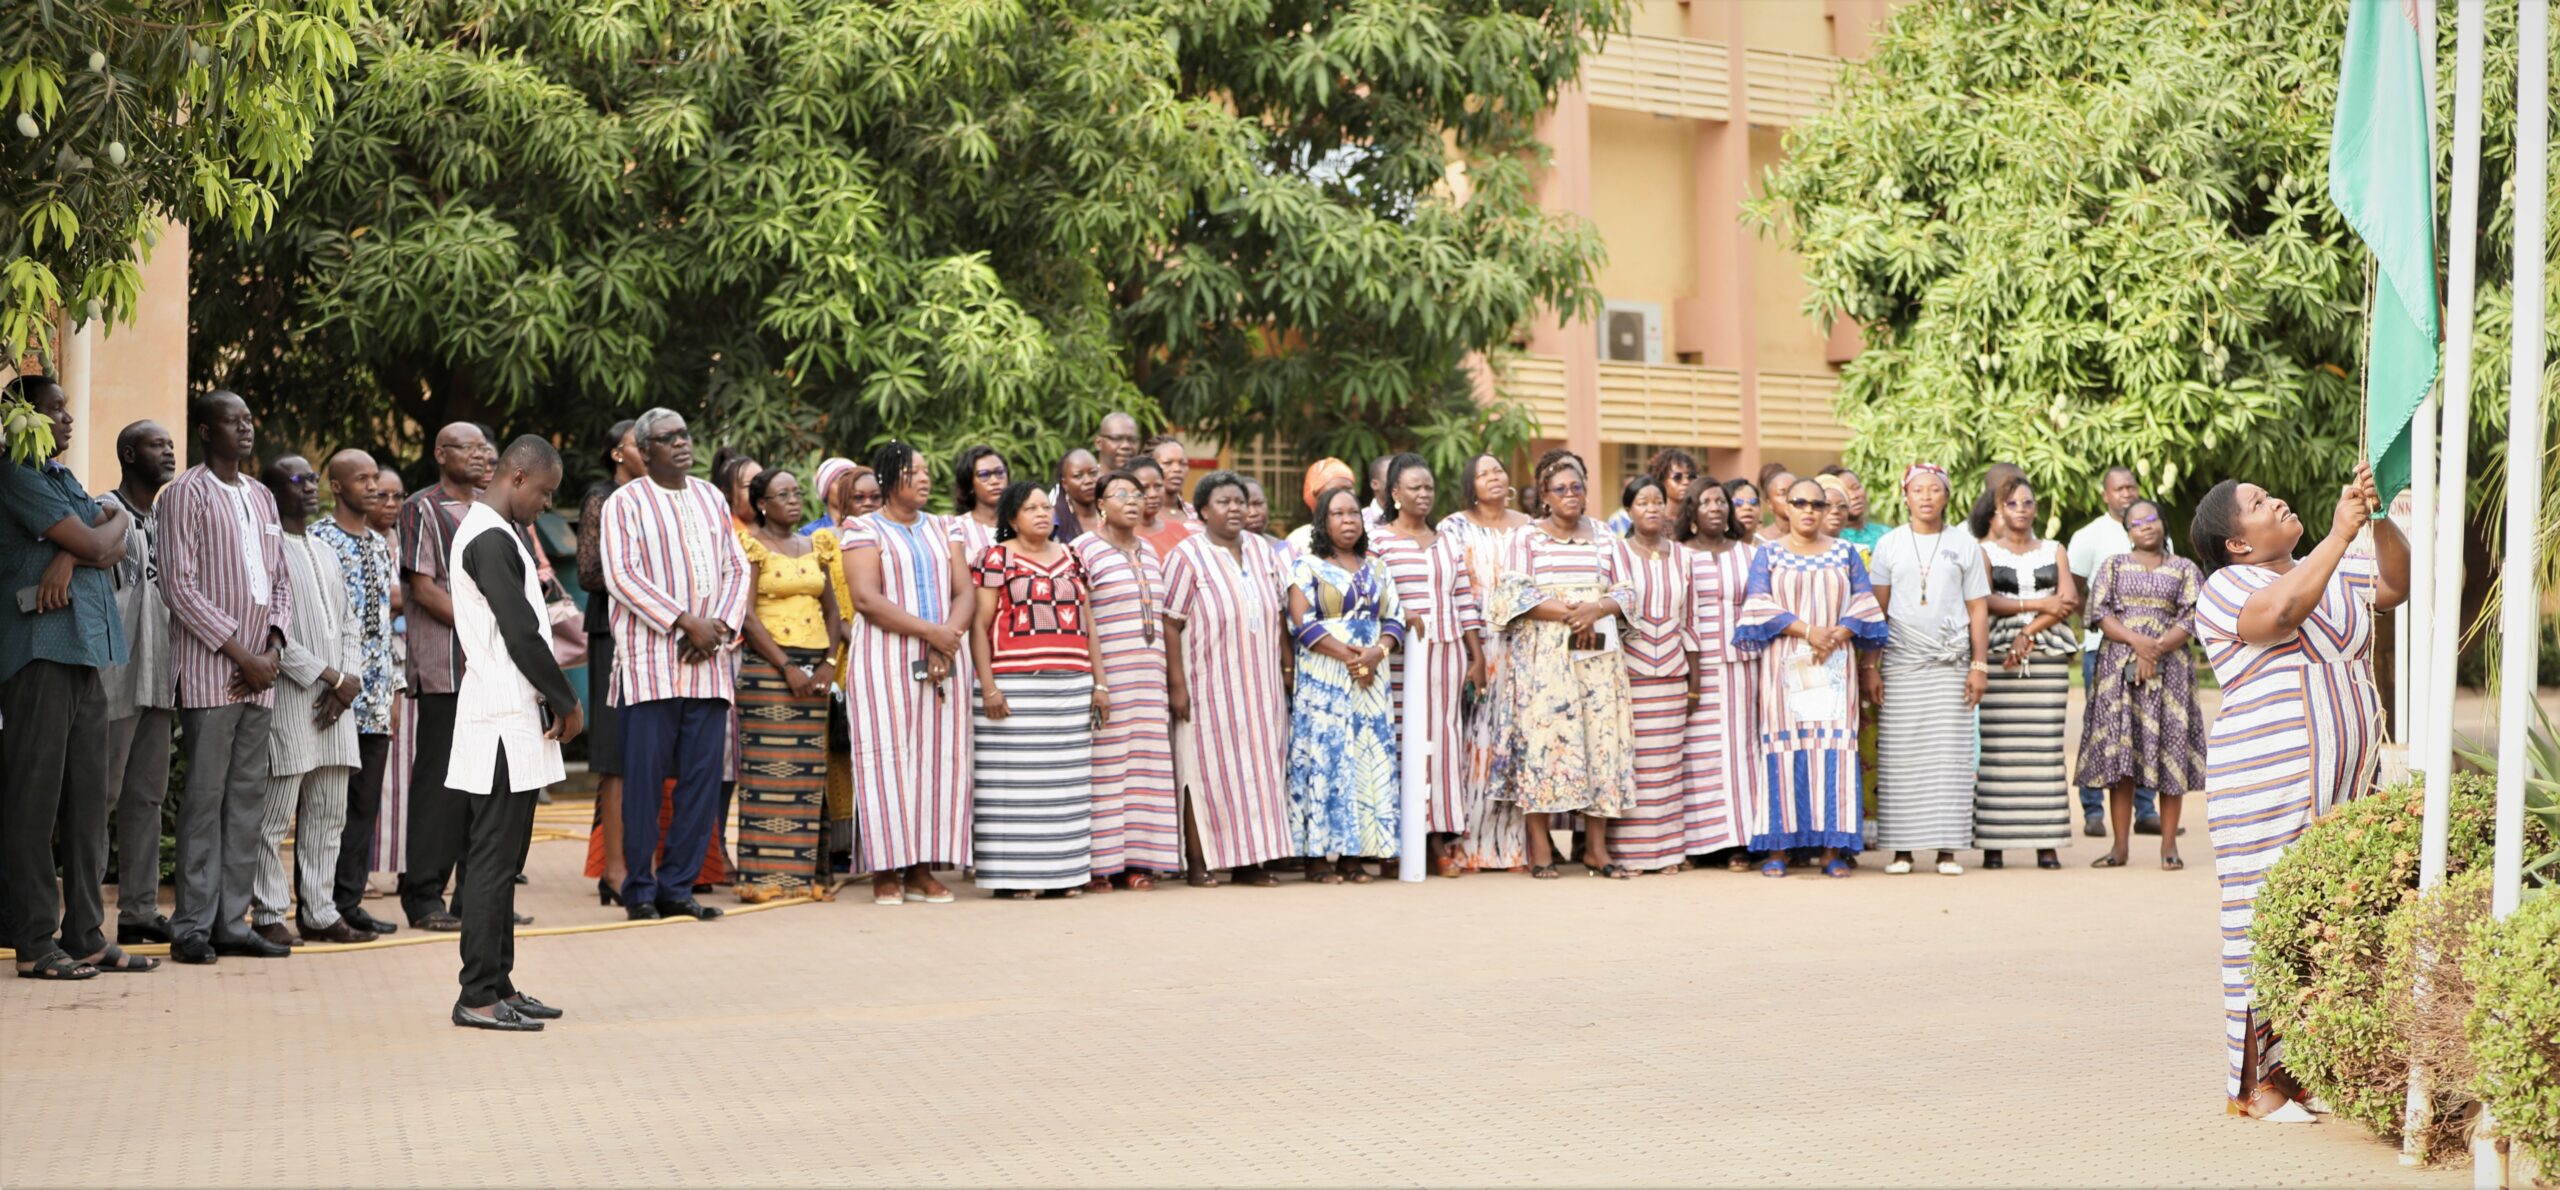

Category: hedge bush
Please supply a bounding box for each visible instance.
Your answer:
[2250,772,2524,1140]
[2465,893,2560,1178]
[2382,869,2495,1161]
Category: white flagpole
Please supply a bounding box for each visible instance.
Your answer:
[2398,1,2451,1161]
[1397,632,1429,883]
[2476,1,2545,1185]
[2424,0,2488,878]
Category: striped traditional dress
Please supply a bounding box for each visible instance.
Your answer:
[2198,550,2381,1108]
[1681,540,1756,855]
[840,511,974,870]
[1974,538,2075,851]
[1870,525,1989,852]
[1074,533,1180,875]
[1608,539,1699,870]
[1371,528,1483,833]
[1730,539,1886,852]
[1440,512,1532,868]
[1163,533,1291,870]
[969,543,1096,891]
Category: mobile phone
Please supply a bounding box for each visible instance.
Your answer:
[14,585,39,615]
[910,657,933,683]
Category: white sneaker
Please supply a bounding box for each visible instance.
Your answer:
[1884,858,1914,875]
[2258,1100,2318,1124]
[1937,860,1965,876]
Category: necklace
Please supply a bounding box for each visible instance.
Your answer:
[1102,530,1158,645]
[1910,526,1944,604]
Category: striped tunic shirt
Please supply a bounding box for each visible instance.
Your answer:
[1371,528,1484,830]
[1163,533,1291,869]
[269,530,362,776]
[1074,532,1180,874]
[600,476,751,706]
[1620,541,1696,679]
[159,465,293,709]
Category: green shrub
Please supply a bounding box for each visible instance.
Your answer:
[2464,893,2560,1177]
[2250,772,2529,1140]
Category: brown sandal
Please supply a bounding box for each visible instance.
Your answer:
[1119,871,1157,891]
[1185,867,1220,888]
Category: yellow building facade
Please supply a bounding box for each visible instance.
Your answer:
[1510,0,1898,498]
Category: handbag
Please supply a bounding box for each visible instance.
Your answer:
[547,598,588,668]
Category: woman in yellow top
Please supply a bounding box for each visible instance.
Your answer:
[734,468,847,900]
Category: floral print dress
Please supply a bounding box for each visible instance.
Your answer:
[1487,523,1639,817]
[1284,553,1407,858]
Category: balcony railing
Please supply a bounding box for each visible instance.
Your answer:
[1755,370,1854,456]
[1580,34,1839,127]
[1494,358,1848,455]
[1582,33,1732,122]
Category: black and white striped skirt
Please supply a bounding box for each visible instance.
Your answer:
[1974,652,2072,850]
[971,670,1097,890]
[1875,660,1977,851]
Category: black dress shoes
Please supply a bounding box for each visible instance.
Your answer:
[512,911,535,926]
[654,898,723,921]
[451,1001,543,1032]
[170,936,218,965]
[410,911,463,932]
[213,934,291,958]
[343,906,399,935]
[625,902,661,921]
[503,993,564,1020]
[118,916,173,946]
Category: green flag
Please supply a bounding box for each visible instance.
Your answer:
[2330,0,2441,504]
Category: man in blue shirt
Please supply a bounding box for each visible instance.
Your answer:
[0,375,144,979]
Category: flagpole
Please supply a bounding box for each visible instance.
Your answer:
[2397,1,2447,1163]
[2476,1,2546,1184]
[2423,0,2487,883]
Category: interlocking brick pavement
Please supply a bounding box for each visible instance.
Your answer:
[2,798,2467,1189]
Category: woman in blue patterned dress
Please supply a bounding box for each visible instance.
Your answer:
[1730,477,1887,878]
[2191,463,2405,1121]
[1284,486,1407,883]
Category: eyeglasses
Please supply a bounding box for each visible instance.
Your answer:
[647,430,691,446]
[1785,497,1827,510]
[1545,482,1586,497]
[1105,489,1143,502]
[974,465,1009,481]
[286,474,318,489]
[1731,496,1760,507]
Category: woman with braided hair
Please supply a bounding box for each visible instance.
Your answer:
[1485,449,1639,879]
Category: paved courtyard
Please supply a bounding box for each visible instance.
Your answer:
[3,794,2468,1189]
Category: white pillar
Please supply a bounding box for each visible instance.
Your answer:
[2424,0,2489,887]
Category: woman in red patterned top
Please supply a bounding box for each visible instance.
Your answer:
[967,483,1111,898]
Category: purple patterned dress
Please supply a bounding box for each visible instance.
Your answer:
[2072,553,2205,797]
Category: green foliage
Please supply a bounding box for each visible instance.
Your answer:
[2,393,56,464]
[191,0,1622,498]
[1,0,363,359]
[1751,0,2558,536]
[2249,772,2547,1139]
[2456,696,2560,902]
[2464,892,2560,1175]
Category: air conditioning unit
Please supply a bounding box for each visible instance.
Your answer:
[1598,300,1664,364]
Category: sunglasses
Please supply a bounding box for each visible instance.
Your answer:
[1785,497,1827,510]
[975,465,1009,481]
[1731,496,1760,507]
[1545,482,1586,497]
[285,474,318,489]
[647,430,691,446]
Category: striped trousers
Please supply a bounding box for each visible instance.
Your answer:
[252,765,352,929]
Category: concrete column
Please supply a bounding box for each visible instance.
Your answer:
[74,220,192,486]
[1529,86,1601,466]
[1688,2,1761,480]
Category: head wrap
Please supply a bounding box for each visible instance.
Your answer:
[1303,457,1354,511]
[814,457,856,506]
[1815,474,1849,497]
[1902,462,1950,493]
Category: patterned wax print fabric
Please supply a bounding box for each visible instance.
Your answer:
[1485,523,1638,818]
[1284,552,1406,859]
[2073,553,2206,798]
[1729,539,1886,852]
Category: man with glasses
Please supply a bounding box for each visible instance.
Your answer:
[600,408,748,921]
[250,455,371,945]
[395,422,492,932]
[1093,411,1142,473]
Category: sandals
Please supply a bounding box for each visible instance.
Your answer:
[1118,871,1157,891]
[1307,865,1344,885]
[1822,859,1852,879]
[15,950,97,980]
[84,946,158,973]
[1528,863,1562,880]
[2091,854,2130,868]
[1725,853,1754,873]
[1585,862,1633,880]
[1084,877,1114,895]
[1759,859,1789,879]
[1185,867,1221,888]
[2161,854,2186,871]
[1338,860,1373,885]
[1884,857,1915,875]
[871,879,905,906]
[1234,866,1281,888]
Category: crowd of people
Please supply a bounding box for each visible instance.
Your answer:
[1,372,2403,1087]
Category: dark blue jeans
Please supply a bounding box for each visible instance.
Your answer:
[2080,651,2158,821]
[620,697,729,906]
